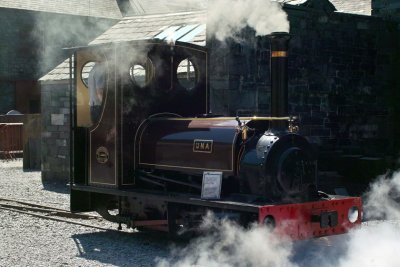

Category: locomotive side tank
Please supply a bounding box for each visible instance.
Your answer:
[137,117,240,176]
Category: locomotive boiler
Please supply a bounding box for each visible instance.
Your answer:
[135,110,316,202]
[69,33,362,239]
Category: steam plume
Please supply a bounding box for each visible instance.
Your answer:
[363,171,400,221]
[207,0,290,41]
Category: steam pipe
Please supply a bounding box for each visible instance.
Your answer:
[267,32,291,130]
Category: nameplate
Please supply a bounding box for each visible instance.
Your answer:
[193,139,213,153]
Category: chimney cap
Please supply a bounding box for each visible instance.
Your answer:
[267,32,291,39]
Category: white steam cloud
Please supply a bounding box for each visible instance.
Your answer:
[156,213,296,267]
[33,14,114,76]
[157,171,400,267]
[207,0,290,41]
[363,171,400,221]
[334,222,400,267]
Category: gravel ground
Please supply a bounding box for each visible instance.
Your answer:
[2,159,399,267]
[0,160,69,209]
[0,159,171,267]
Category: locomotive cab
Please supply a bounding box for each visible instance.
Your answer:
[71,40,209,188]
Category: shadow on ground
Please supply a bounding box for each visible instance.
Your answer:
[71,225,353,267]
[71,230,174,267]
[291,235,349,266]
[42,181,69,194]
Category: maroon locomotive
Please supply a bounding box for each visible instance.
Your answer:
[69,32,362,239]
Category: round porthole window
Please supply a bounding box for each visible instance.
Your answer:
[129,59,154,88]
[81,61,96,87]
[177,58,198,91]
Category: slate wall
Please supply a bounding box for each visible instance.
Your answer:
[372,0,400,21]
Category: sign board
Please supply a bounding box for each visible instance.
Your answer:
[51,114,64,126]
[201,171,222,199]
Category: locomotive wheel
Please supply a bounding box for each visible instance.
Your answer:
[95,195,130,225]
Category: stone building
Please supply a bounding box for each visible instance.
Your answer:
[40,0,400,190]
[0,1,122,114]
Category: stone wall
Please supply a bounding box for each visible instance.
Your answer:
[41,82,70,183]
[287,11,397,154]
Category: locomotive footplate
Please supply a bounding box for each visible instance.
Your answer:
[71,185,362,239]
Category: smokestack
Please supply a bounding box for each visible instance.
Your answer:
[267,32,290,128]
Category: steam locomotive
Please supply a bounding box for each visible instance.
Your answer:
[69,32,362,239]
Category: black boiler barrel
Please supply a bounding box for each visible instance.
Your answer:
[267,32,290,127]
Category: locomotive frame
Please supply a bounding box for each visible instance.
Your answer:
[69,34,362,240]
